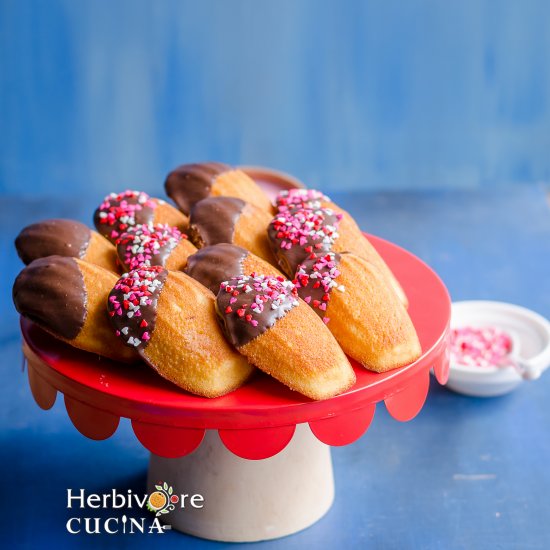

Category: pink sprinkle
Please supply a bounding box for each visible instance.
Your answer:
[275,189,330,212]
[107,265,165,349]
[450,326,512,368]
[117,223,182,270]
[269,208,340,260]
[219,274,299,327]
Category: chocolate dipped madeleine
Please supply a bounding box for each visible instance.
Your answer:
[165,162,272,215]
[13,256,136,362]
[185,243,283,294]
[215,274,355,400]
[94,190,188,244]
[295,252,421,372]
[116,223,197,272]
[188,197,276,265]
[274,189,408,306]
[108,266,253,397]
[15,219,119,273]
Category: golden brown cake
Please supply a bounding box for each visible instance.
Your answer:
[273,189,408,306]
[188,196,276,265]
[107,266,254,397]
[165,162,272,215]
[13,256,136,362]
[294,252,421,372]
[215,274,355,400]
[15,218,119,273]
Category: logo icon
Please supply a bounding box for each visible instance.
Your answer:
[146,482,179,517]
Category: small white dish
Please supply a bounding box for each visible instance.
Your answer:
[446,301,550,397]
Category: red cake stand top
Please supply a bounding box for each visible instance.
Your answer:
[22,235,450,460]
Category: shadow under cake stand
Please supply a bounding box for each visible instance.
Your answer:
[20,234,450,542]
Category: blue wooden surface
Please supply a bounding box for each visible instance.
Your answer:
[2,0,550,196]
[1,186,550,548]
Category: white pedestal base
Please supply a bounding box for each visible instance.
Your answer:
[147,423,334,542]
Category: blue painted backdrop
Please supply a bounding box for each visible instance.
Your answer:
[1,0,550,197]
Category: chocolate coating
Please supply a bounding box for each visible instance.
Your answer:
[15,219,91,265]
[189,197,246,248]
[93,191,157,243]
[13,256,86,340]
[107,266,168,352]
[268,208,342,278]
[215,275,298,348]
[185,243,248,294]
[116,224,183,272]
[165,162,230,215]
[295,252,342,321]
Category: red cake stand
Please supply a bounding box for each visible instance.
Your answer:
[21,234,450,542]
